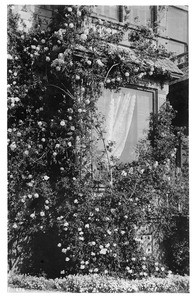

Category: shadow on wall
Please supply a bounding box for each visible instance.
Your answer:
[168,79,189,135]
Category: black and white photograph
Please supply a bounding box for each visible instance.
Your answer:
[6,2,190,293]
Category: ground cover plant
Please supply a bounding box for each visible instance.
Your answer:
[8,273,189,293]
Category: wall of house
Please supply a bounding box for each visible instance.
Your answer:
[157,6,188,55]
[11,4,170,99]
[10,4,182,259]
[92,5,188,56]
[12,5,188,56]
[11,5,53,30]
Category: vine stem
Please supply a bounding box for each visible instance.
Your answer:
[104,63,119,84]
[47,84,75,100]
[31,151,48,164]
[94,123,113,186]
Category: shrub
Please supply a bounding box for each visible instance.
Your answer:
[111,102,189,274]
[8,273,189,293]
[161,215,189,275]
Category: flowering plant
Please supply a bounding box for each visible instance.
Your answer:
[7,5,177,277]
[8,273,189,293]
[111,101,189,274]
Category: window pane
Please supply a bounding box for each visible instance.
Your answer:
[96,88,153,162]
[167,6,188,43]
[126,6,151,26]
[93,6,119,21]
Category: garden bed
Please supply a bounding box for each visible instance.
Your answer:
[8,273,189,293]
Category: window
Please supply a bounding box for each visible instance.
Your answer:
[96,87,156,163]
[93,6,119,21]
[126,6,151,26]
[157,6,188,55]
[93,5,152,25]
[167,6,188,44]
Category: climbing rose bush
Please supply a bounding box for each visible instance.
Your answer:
[111,101,189,274]
[7,5,176,278]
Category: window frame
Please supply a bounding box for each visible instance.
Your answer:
[92,84,158,186]
[125,83,158,114]
[118,84,158,161]
[96,83,158,159]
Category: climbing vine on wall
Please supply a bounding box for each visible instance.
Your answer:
[8,5,178,277]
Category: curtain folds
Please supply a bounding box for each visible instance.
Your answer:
[96,87,153,163]
[105,90,136,158]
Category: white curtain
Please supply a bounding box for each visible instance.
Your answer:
[96,87,152,163]
[104,90,136,158]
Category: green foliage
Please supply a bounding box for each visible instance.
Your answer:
[161,216,189,275]
[8,273,189,293]
[111,102,189,273]
[7,4,188,279]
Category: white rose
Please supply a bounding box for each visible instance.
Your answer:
[97,59,104,67]
[60,120,66,126]
[121,170,127,176]
[85,99,90,105]
[10,143,17,151]
[81,33,87,41]
[100,248,107,255]
[94,268,98,272]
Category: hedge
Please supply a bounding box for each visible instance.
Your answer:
[8,273,189,293]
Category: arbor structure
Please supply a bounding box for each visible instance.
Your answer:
[7,5,188,278]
